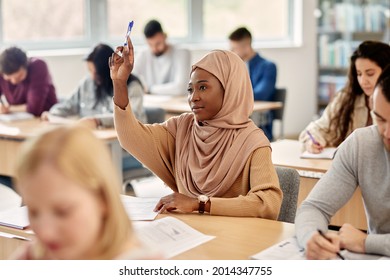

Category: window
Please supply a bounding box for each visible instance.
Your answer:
[0,0,300,50]
[107,0,188,41]
[1,0,86,46]
[203,0,289,41]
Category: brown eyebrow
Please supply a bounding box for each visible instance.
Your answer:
[188,80,209,86]
[372,110,387,121]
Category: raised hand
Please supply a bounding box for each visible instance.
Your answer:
[109,36,135,82]
[110,36,135,109]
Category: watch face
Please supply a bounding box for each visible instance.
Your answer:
[198,195,209,202]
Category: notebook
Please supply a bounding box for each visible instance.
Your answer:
[0,206,29,230]
[0,112,34,122]
[300,147,338,159]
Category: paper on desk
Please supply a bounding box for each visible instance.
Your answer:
[251,236,390,260]
[130,176,173,198]
[251,237,305,260]
[0,206,29,230]
[0,231,31,241]
[47,114,76,124]
[134,216,215,259]
[0,112,34,122]
[300,147,338,159]
[0,124,20,135]
[120,195,159,221]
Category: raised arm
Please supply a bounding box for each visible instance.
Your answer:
[110,37,176,188]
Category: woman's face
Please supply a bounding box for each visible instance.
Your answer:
[87,61,98,84]
[355,58,382,97]
[19,163,106,259]
[187,68,224,122]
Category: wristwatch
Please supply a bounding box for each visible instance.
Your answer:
[197,194,209,214]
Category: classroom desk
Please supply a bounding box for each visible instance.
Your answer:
[271,139,367,230]
[0,214,295,260]
[0,118,123,183]
[143,95,283,116]
[165,213,295,260]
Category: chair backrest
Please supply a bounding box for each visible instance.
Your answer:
[273,88,286,139]
[145,107,166,124]
[275,166,300,223]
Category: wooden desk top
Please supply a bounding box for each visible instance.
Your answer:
[0,118,117,141]
[0,214,295,260]
[143,95,282,114]
[271,139,332,173]
[161,213,295,260]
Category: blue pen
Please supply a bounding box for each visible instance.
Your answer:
[123,21,134,46]
[116,21,134,57]
[306,130,320,146]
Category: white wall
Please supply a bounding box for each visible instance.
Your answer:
[33,1,317,137]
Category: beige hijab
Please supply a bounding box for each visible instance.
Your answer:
[164,50,270,197]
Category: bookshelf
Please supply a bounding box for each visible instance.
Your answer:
[316,0,389,115]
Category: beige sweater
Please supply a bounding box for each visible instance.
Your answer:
[114,104,282,219]
[299,92,370,147]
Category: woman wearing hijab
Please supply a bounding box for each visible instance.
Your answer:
[110,37,282,219]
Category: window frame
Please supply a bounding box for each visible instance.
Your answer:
[0,0,302,51]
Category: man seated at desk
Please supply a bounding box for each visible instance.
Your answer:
[0,46,57,116]
[228,27,277,140]
[133,19,191,96]
[295,66,390,259]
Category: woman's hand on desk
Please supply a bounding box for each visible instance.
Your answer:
[40,111,50,121]
[154,193,199,214]
[305,140,324,154]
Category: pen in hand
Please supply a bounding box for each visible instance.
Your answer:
[317,229,345,260]
[116,21,134,57]
[306,130,321,146]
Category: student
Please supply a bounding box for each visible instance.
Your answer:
[295,66,390,259]
[133,19,191,96]
[110,37,282,218]
[10,125,159,260]
[229,27,277,140]
[42,43,146,127]
[299,41,390,153]
[0,46,57,116]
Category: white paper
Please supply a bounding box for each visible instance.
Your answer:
[0,231,31,241]
[300,147,337,159]
[47,114,76,124]
[134,216,215,259]
[120,195,159,221]
[0,124,20,135]
[251,237,306,260]
[130,176,173,198]
[0,206,29,230]
[251,236,390,260]
[0,112,34,122]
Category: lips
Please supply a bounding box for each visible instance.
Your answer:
[191,106,204,112]
[46,242,62,251]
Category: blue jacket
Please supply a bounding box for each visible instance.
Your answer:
[248,53,277,101]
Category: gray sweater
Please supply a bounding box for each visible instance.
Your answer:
[295,125,390,257]
[50,76,146,127]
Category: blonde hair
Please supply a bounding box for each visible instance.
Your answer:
[15,125,132,259]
